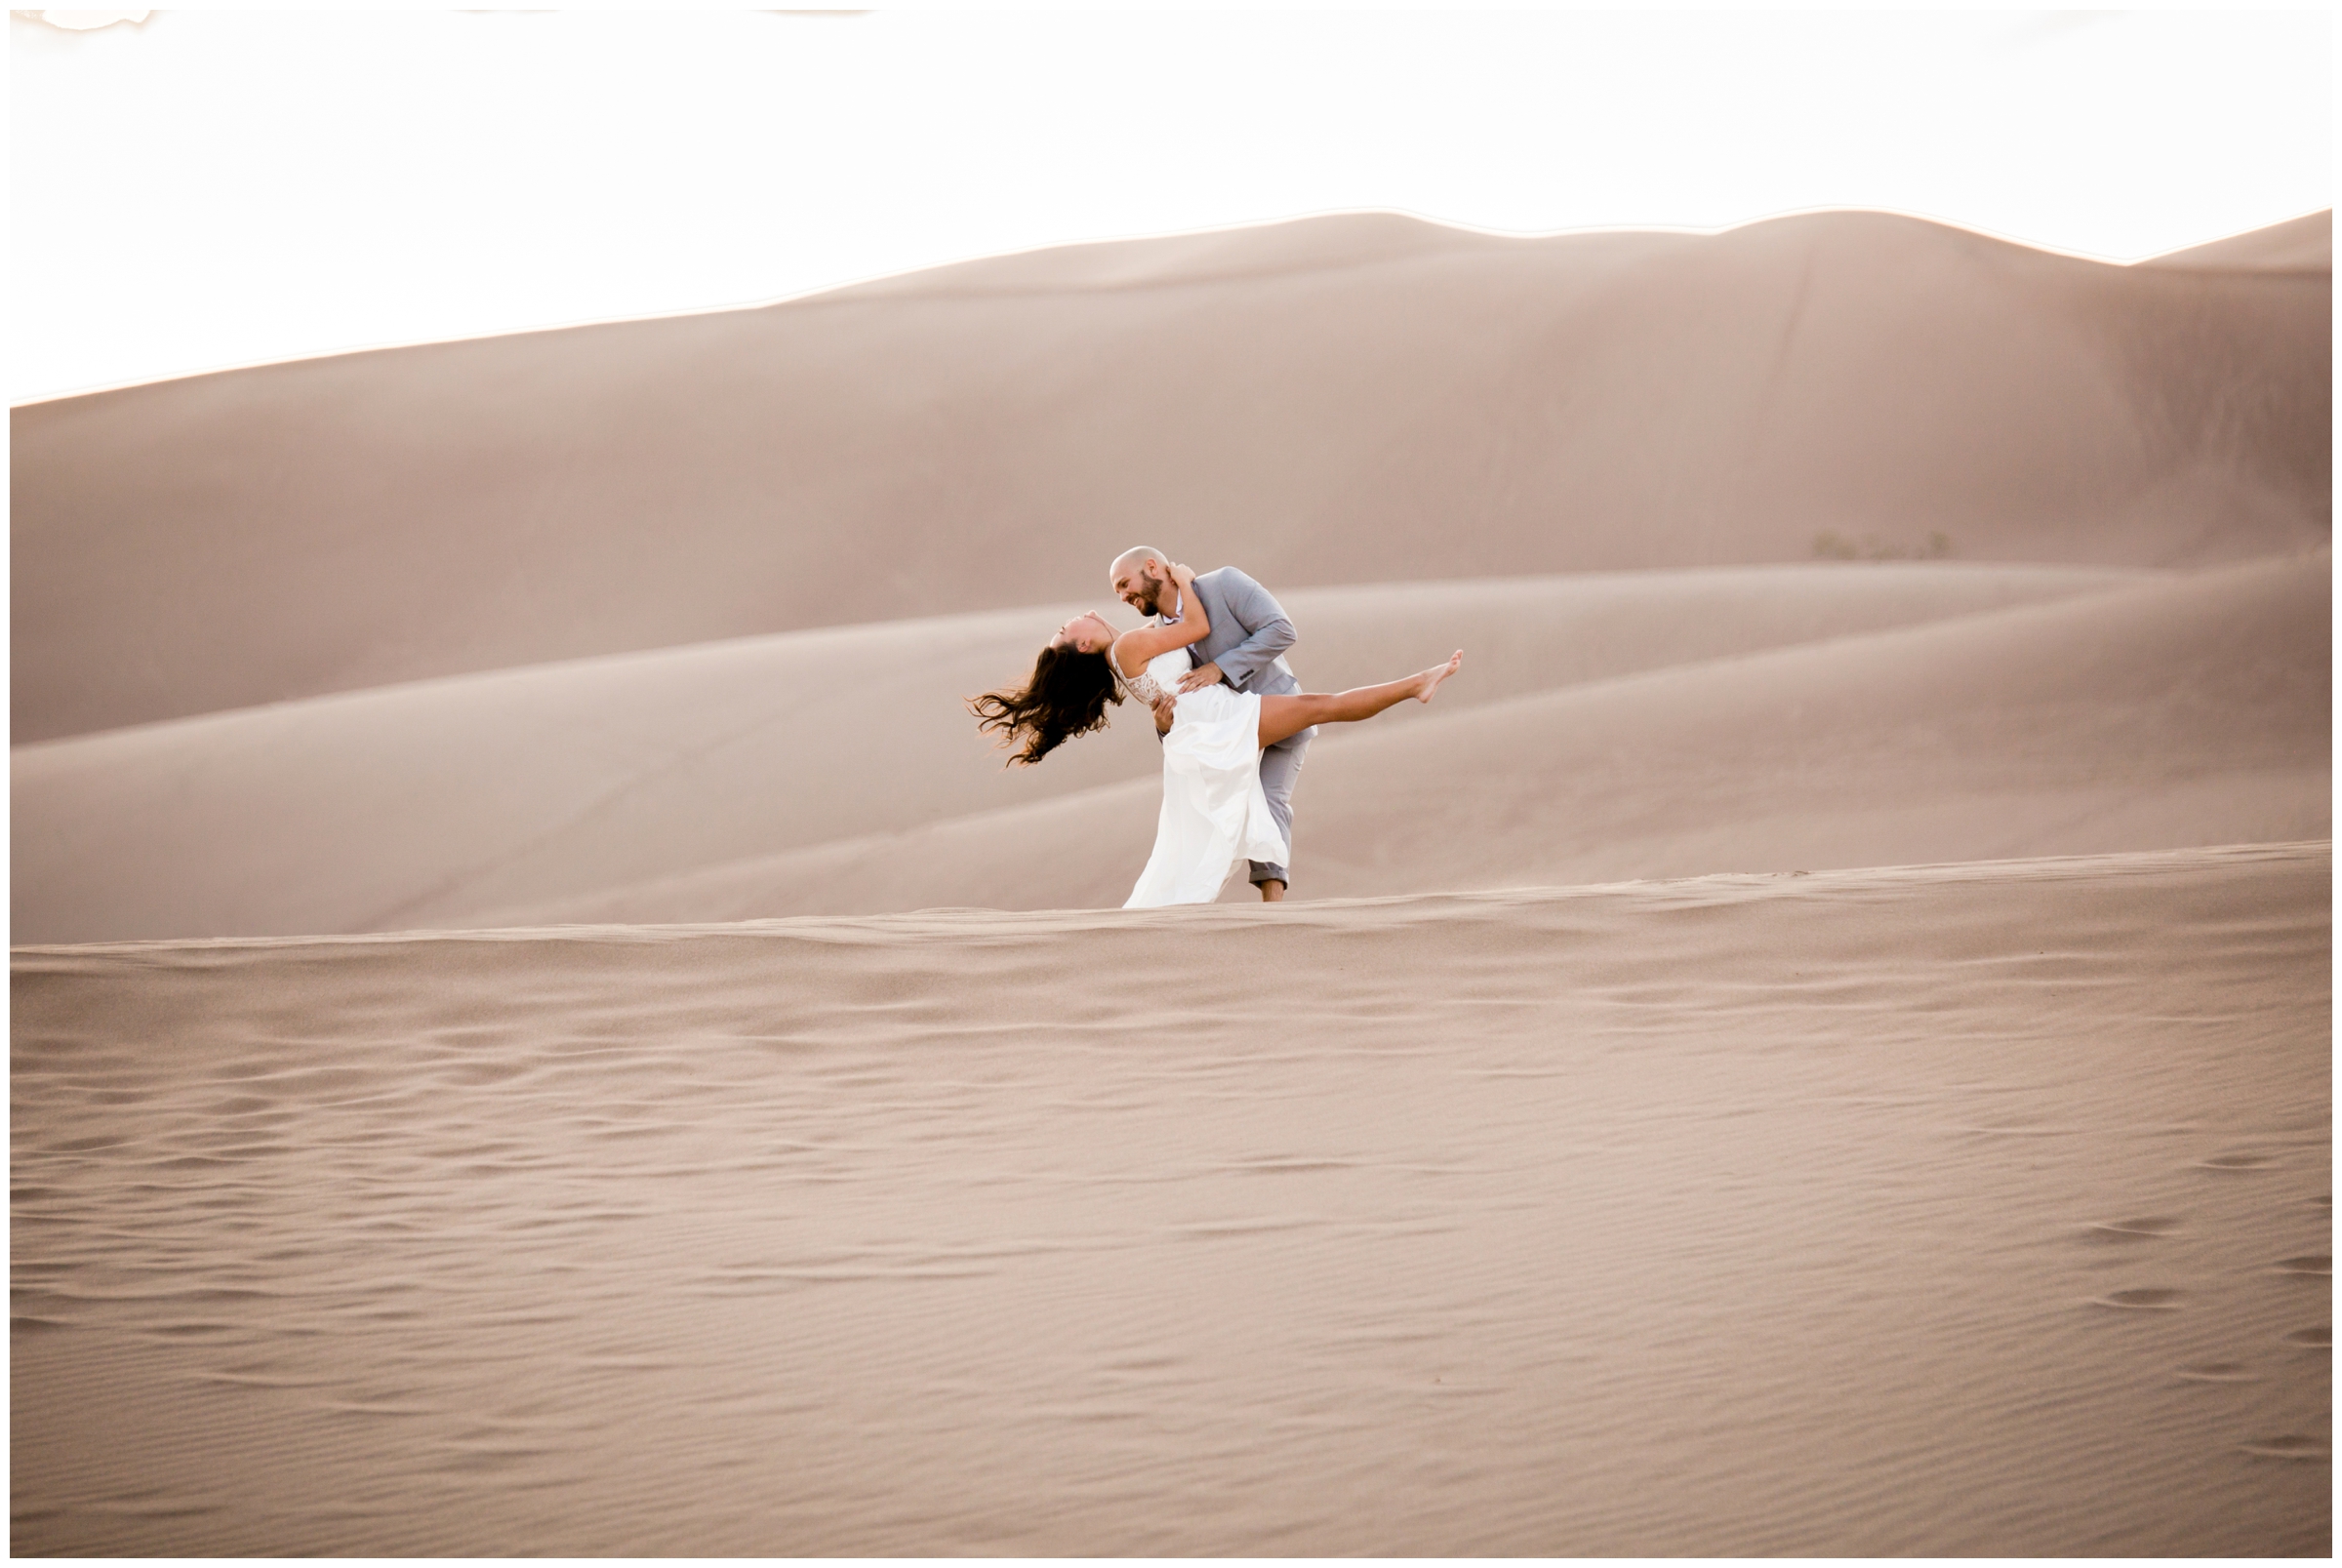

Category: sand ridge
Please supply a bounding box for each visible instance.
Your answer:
[12,209,2328,740]
[2143,210,2332,272]
[13,561,2161,943]
[453,549,2328,926]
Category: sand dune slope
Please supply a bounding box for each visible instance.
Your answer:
[10,563,2150,944]
[2146,210,2333,273]
[14,209,2328,740]
[480,550,2329,923]
[12,841,2328,1555]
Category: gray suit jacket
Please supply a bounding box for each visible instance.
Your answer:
[1169,567,1302,697]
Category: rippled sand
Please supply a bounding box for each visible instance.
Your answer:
[14,842,2328,1554]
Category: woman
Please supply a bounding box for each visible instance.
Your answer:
[969,561,1463,907]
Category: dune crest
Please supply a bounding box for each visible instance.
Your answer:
[2142,209,2331,273]
[13,208,2328,741]
[463,550,2328,927]
[14,562,2163,943]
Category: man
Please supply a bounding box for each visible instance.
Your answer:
[1110,545,1314,903]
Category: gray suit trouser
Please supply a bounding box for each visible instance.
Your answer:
[1250,724,1314,886]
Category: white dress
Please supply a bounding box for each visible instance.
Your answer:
[1120,645,1290,908]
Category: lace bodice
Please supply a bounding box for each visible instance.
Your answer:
[1117,650,1181,707]
[1114,589,1190,706]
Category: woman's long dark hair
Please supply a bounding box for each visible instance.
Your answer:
[968,645,1122,766]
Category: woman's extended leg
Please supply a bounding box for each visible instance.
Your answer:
[1257,651,1463,749]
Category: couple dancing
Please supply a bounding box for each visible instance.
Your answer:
[971,547,1462,908]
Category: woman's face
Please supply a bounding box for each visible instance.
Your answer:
[1052,610,1114,655]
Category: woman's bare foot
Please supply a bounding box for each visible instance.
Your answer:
[1414,650,1464,703]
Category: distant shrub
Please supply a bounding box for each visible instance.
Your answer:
[1812,529,1954,561]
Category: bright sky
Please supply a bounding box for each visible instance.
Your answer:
[9,7,2332,404]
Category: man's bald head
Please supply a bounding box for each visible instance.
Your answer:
[1109,545,1165,582]
[1110,546,1173,616]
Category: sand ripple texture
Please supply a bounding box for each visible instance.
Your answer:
[13,841,2330,1554]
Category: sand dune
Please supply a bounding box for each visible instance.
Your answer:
[13,841,2328,1555]
[2145,210,2333,273]
[467,550,2328,925]
[12,562,2155,944]
[13,194,2329,1555]
[13,208,2328,741]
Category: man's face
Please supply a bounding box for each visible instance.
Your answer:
[1112,558,1167,617]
